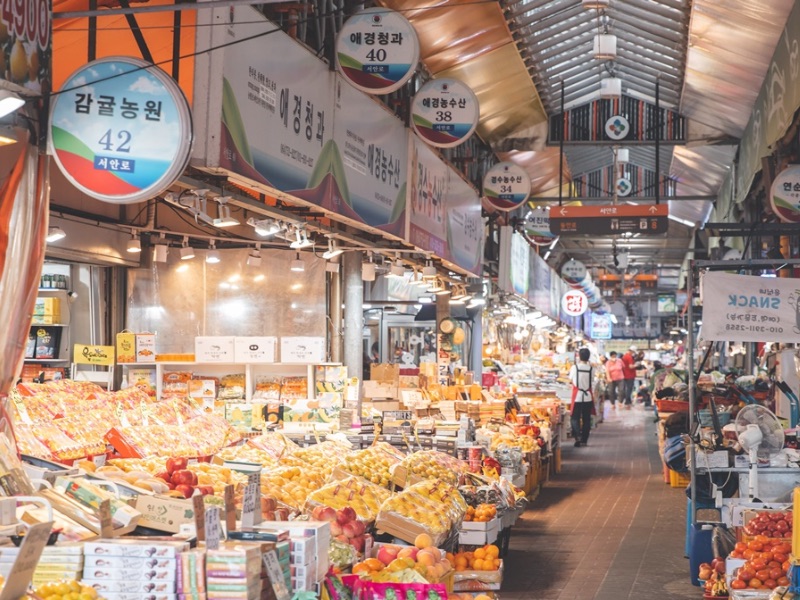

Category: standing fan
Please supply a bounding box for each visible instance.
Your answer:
[734,405,784,501]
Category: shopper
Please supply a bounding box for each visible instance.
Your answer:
[594,355,608,424]
[621,345,638,408]
[569,347,595,447]
[605,351,625,408]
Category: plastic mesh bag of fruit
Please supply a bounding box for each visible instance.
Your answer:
[353,579,448,600]
[305,475,392,522]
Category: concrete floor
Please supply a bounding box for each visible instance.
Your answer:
[501,403,699,600]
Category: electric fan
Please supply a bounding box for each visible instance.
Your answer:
[734,405,785,501]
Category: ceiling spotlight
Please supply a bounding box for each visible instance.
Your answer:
[247,217,282,237]
[46,227,66,243]
[181,191,214,226]
[247,245,262,267]
[322,238,344,260]
[153,235,168,263]
[179,236,195,260]
[421,260,437,278]
[0,90,25,119]
[290,228,314,249]
[206,241,221,264]
[388,262,406,278]
[213,197,240,228]
[290,252,305,272]
[362,258,376,282]
[126,231,141,253]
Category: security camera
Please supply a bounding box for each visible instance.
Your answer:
[67,291,78,301]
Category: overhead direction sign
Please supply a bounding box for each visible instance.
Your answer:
[549,204,668,235]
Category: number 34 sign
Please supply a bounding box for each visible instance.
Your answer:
[48,57,193,205]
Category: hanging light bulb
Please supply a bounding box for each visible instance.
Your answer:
[246,244,262,267]
[206,241,221,264]
[126,231,141,253]
[179,236,195,260]
[153,234,168,263]
[290,252,305,272]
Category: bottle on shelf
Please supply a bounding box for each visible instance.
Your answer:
[41,273,51,289]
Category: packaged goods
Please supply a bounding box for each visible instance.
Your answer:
[305,476,392,523]
[391,450,469,487]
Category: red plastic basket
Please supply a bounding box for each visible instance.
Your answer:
[655,399,690,413]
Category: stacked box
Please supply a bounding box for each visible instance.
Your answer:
[177,550,206,600]
[207,544,269,600]
[0,543,84,585]
[257,521,330,590]
[275,541,291,594]
[82,539,189,600]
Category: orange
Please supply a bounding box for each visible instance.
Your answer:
[473,547,487,560]
[414,533,433,549]
[472,558,485,570]
[446,552,455,566]
[364,558,384,572]
[352,562,371,575]
[485,545,500,559]
[455,556,468,570]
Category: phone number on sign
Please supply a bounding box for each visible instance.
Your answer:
[725,324,784,334]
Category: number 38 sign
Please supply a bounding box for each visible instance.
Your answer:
[411,78,480,149]
[48,57,193,205]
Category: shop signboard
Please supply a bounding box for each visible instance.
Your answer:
[74,344,115,366]
[49,57,193,205]
[498,227,529,296]
[769,164,800,223]
[561,289,588,317]
[657,293,676,314]
[411,78,480,148]
[335,7,419,95]
[408,135,483,275]
[699,272,800,344]
[523,206,556,245]
[483,162,531,211]
[528,251,552,318]
[332,76,407,237]
[0,0,51,96]
[561,259,587,285]
[548,204,668,235]
[590,313,613,340]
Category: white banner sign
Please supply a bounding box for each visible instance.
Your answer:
[700,272,800,343]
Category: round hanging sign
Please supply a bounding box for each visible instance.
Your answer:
[561,289,589,317]
[411,78,480,148]
[523,206,557,246]
[616,177,632,197]
[483,162,531,211]
[605,115,630,140]
[769,164,800,223]
[561,259,587,284]
[335,7,420,95]
[48,57,193,205]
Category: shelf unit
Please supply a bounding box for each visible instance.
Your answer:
[120,361,341,401]
[27,288,71,366]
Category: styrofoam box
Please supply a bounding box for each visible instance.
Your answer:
[101,594,175,600]
[82,579,176,594]
[234,337,276,364]
[85,556,176,570]
[280,336,325,364]
[459,518,499,546]
[195,337,235,363]
[82,567,177,582]
[292,570,317,592]
[461,517,500,531]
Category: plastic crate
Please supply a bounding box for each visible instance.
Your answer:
[669,469,691,488]
[656,399,690,413]
[698,410,732,428]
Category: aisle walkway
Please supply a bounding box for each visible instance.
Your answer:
[502,403,698,600]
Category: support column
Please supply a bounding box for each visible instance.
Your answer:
[470,310,483,376]
[329,268,342,363]
[343,252,364,383]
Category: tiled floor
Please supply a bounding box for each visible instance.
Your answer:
[501,402,700,599]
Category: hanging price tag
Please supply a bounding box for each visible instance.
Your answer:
[241,472,261,528]
[98,499,114,539]
[193,494,205,542]
[204,506,221,550]
[262,549,291,600]
[224,484,236,533]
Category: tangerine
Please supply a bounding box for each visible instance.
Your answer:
[364,558,385,571]
[473,547,487,560]
[414,533,433,549]
[485,544,500,559]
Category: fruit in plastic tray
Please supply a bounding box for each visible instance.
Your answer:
[339,444,404,488]
[290,441,353,478]
[353,542,453,583]
[305,475,392,522]
[34,580,101,600]
[464,504,497,522]
[392,450,468,485]
[377,483,453,535]
[215,443,281,468]
[258,465,327,509]
[728,537,792,591]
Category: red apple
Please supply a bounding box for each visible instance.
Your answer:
[154,471,170,483]
[351,520,366,537]
[350,535,366,553]
[174,484,194,499]
[376,545,399,566]
[263,511,276,521]
[330,521,343,537]
[166,457,188,475]
[335,534,349,544]
[171,470,197,487]
[342,522,358,539]
[337,506,357,524]
[275,508,290,521]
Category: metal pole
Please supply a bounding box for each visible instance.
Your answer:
[558,79,565,206]
[343,252,364,409]
[687,260,697,526]
[655,76,661,205]
[329,267,342,364]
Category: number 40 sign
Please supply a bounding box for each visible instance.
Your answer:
[48,57,193,205]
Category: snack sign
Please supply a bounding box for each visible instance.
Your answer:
[48,57,193,205]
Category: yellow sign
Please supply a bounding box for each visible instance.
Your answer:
[74,344,115,366]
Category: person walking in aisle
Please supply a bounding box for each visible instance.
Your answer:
[605,351,625,409]
[621,345,638,409]
[593,355,608,424]
[569,347,595,447]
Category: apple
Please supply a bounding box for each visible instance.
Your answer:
[335,534,349,544]
[166,457,188,475]
[196,485,214,496]
[262,497,277,512]
[339,507,357,523]
[174,484,194,499]
[275,508,290,520]
[397,547,418,561]
[171,470,198,487]
[263,511,276,521]
[376,545,400,566]
[330,521,343,537]
[154,471,170,483]
[342,522,359,539]
[351,520,366,537]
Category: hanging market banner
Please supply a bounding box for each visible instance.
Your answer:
[483,162,531,211]
[498,227,529,296]
[49,57,193,204]
[332,76,407,236]
[590,313,613,340]
[408,135,483,275]
[411,78,480,148]
[699,271,800,344]
[528,251,553,318]
[1,0,51,95]
[335,7,419,95]
[769,164,800,223]
[523,205,557,245]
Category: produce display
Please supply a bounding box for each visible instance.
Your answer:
[728,537,792,590]
[310,505,370,553]
[376,480,465,543]
[697,556,727,598]
[390,450,468,486]
[338,444,405,488]
[292,441,353,478]
[464,503,497,522]
[34,580,102,600]
[259,465,327,510]
[448,544,502,572]
[741,509,793,539]
[352,535,452,583]
[100,457,247,496]
[306,475,392,522]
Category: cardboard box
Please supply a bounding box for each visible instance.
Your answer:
[362,381,399,400]
[370,363,400,383]
[234,337,277,364]
[134,495,198,533]
[34,297,61,317]
[85,556,176,570]
[195,337,235,363]
[280,337,325,364]
[81,567,176,581]
[84,540,189,558]
[136,333,156,362]
[452,561,503,591]
[117,331,136,364]
[81,579,176,594]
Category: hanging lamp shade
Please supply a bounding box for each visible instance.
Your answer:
[582,0,610,8]
[593,34,617,60]
[600,77,622,98]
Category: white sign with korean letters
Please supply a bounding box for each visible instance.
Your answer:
[700,272,800,344]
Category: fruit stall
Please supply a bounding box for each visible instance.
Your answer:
[0,371,553,600]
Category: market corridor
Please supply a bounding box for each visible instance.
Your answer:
[502,404,698,600]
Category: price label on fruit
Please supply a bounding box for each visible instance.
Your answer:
[263,549,291,600]
[205,506,222,550]
[0,521,53,600]
[241,472,261,528]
